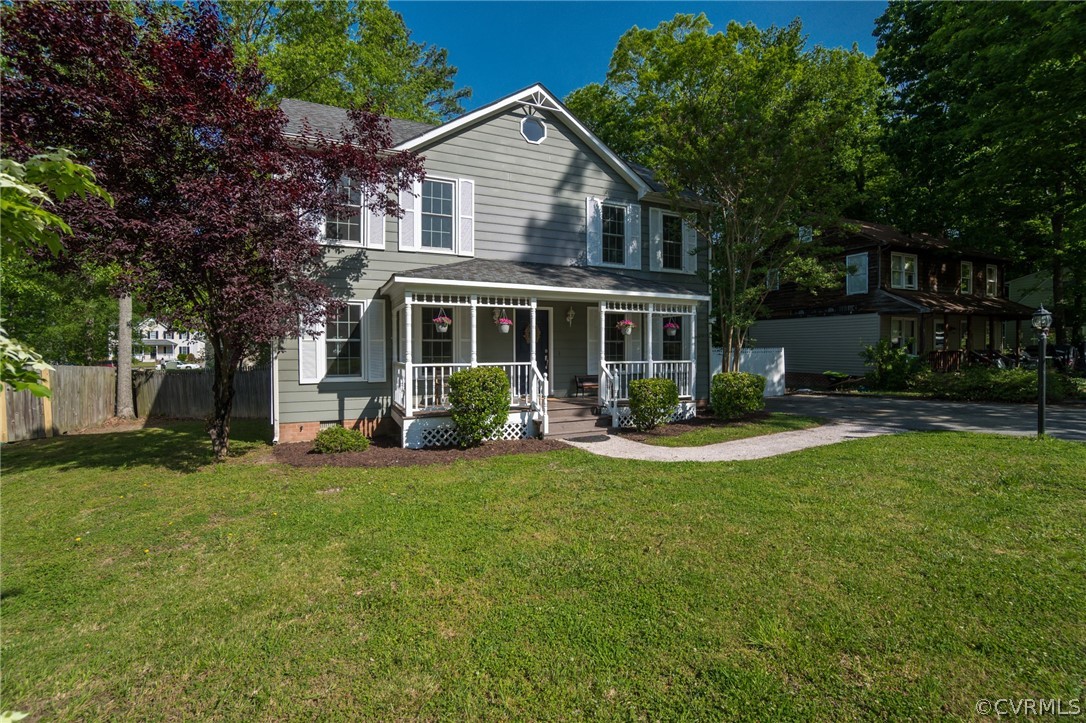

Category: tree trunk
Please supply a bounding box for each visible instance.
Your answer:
[116,294,135,418]
[207,340,236,462]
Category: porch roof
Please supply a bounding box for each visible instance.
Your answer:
[380,259,710,302]
[884,290,1034,318]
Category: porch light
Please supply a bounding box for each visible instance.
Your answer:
[566,306,575,326]
[1032,306,1051,437]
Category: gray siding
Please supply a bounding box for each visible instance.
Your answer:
[279,106,710,425]
[749,314,881,375]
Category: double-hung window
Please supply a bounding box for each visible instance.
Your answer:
[661,316,683,361]
[985,264,998,297]
[325,177,363,246]
[325,303,363,378]
[960,261,973,293]
[890,317,917,354]
[421,307,453,363]
[765,269,781,291]
[602,204,626,265]
[661,214,683,271]
[604,312,626,361]
[891,253,918,290]
[421,180,455,250]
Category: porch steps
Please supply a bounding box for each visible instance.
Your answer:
[545,397,610,439]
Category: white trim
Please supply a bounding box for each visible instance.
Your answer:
[890,252,918,290]
[394,84,651,199]
[985,264,998,297]
[419,175,458,253]
[321,300,368,383]
[386,275,711,302]
[960,260,974,294]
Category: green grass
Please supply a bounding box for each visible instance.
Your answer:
[2,424,1085,720]
[639,413,822,447]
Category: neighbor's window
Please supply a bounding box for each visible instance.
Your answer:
[604,312,626,361]
[846,252,868,295]
[765,269,781,291]
[960,261,973,293]
[891,253,918,290]
[602,204,625,265]
[325,177,363,245]
[985,264,998,297]
[890,317,917,354]
[421,179,455,250]
[662,213,683,270]
[325,302,363,377]
[421,307,453,363]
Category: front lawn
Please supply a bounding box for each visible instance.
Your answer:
[2,425,1083,720]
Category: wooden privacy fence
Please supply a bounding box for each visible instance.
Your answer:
[2,366,269,443]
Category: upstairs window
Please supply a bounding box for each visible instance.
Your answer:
[891,253,918,290]
[602,204,626,266]
[985,264,998,297]
[960,261,974,293]
[661,214,684,271]
[846,252,868,295]
[421,179,455,250]
[765,269,781,291]
[325,177,363,246]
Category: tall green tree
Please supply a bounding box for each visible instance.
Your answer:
[876,1,1086,343]
[567,15,888,368]
[222,0,471,122]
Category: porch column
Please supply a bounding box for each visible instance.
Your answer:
[1015,319,1021,356]
[690,306,697,400]
[600,303,610,425]
[646,303,654,376]
[529,298,537,368]
[470,295,478,367]
[404,291,413,415]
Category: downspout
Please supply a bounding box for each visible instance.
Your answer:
[271,341,280,444]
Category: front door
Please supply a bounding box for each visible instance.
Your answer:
[515,308,550,376]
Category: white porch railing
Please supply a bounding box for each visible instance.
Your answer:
[600,360,694,402]
[395,362,545,416]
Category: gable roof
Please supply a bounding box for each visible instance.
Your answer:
[834,219,1007,261]
[279,98,437,146]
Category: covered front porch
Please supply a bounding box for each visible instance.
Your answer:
[379,260,708,447]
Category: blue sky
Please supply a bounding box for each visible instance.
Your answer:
[389,1,888,111]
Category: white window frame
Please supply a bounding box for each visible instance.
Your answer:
[601,202,627,267]
[846,252,868,295]
[299,299,387,385]
[890,316,918,354]
[648,208,696,275]
[960,261,973,294]
[319,177,385,250]
[891,252,918,290]
[322,301,366,382]
[520,115,547,145]
[586,197,640,271]
[420,178,457,253]
[985,264,998,297]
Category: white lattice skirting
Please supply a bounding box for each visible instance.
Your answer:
[402,412,536,448]
[611,402,696,429]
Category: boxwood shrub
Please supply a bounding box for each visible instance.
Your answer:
[449,366,510,447]
[629,378,679,431]
[312,425,370,454]
[710,372,765,420]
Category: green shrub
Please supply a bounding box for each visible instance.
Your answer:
[860,339,925,390]
[449,366,510,447]
[629,378,680,431]
[910,366,1074,403]
[312,425,370,454]
[710,372,765,420]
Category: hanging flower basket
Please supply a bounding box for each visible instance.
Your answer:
[433,314,452,333]
[496,317,513,334]
[664,321,680,337]
[616,319,636,336]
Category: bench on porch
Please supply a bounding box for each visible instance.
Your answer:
[574,374,599,397]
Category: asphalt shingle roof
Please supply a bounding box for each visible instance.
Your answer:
[397,259,705,298]
[280,98,436,146]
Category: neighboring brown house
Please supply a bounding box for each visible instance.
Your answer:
[749,220,1034,388]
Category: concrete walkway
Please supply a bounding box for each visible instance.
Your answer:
[561,394,1085,462]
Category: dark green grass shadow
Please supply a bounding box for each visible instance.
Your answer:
[0,420,271,474]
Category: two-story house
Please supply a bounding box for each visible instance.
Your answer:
[136,319,206,365]
[749,220,1034,388]
[273,85,711,447]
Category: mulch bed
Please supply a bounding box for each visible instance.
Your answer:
[273,435,568,468]
[614,411,771,443]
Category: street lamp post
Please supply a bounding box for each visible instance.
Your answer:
[1031,306,1053,437]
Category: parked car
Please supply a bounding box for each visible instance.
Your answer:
[176,362,202,370]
